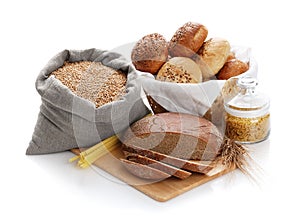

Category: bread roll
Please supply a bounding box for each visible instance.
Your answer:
[217,59,249,80]
[131,33,168,74]
[169,22,208,58]
[156,57,202,83]
[195,38,230,80]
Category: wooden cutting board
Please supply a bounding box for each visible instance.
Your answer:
[71,144,235,202]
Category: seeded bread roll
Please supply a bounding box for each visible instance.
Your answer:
[169,22,208,58]
[195,38,230,80]
[156,57,202,83]
[131,33,168,74]
[217,59,249,80]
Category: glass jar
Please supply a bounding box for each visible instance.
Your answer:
[224,76,270,143]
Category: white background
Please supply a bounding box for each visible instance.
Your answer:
[1,0,299,223]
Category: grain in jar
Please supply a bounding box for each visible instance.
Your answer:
[224,76,270,143]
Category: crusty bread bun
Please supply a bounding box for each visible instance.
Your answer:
[194,38,230,80]
[156,57,202,83]
[169,22,208,58]
[217,59,249,80]
[131,33,168,74]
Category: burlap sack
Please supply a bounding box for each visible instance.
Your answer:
[26,48,149,155]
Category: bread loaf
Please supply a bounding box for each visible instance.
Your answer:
[122,112,223,160]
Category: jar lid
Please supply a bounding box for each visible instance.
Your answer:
[225,76,270,117]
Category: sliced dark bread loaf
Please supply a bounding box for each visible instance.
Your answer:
[122,112,223,161]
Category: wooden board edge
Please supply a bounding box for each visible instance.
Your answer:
[69,148,236,202]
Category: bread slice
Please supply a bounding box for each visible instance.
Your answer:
[122,112,223,161]
[124,152,192,179]
[120,159,171,180]
[122,144,214,174]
